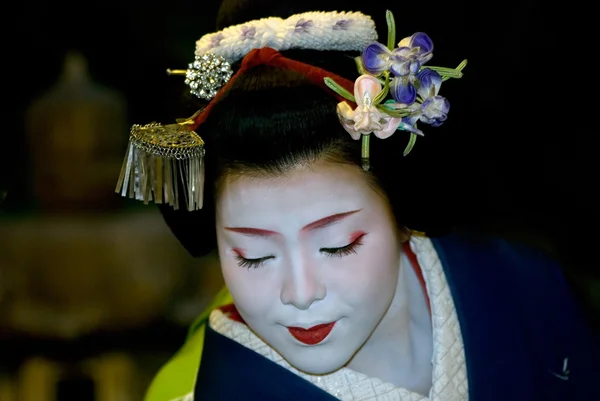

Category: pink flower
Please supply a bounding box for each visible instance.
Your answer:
[336,75,402,140]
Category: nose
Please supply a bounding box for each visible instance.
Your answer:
[280,258,326,310]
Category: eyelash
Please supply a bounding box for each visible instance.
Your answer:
[235,254,273,270]
[320,234,365,258]
[234,234,366,269]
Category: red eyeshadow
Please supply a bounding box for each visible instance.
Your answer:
[232,248,246,258]
[349,231,367,243]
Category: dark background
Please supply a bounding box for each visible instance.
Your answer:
[3,0,593,233]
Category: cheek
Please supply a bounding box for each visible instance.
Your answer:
[331,235,399,301]
[220,259,277,318]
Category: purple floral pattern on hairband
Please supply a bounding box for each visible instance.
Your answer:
[210,33,224,48]
[332,20,351,30]
[295,19,313,33]
[241,26,256,40]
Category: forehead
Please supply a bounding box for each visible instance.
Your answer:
[216,163,383,227]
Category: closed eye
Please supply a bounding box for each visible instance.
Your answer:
[234,254,274,269]
[234,233,367,268]
[320,233,366,257]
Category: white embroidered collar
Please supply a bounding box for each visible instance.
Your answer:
[208,236,468,401]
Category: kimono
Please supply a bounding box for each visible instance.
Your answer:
[144,233,600,401]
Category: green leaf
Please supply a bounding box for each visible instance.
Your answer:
[403,133,418,156]
[377,105,411,118]
[373,72,390,105]
[324,77,356,102]
[386,10,397,50]
[426,59,468,81]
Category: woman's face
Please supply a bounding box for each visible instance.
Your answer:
[216,161,401,374]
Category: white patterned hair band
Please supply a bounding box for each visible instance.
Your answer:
[195,11,377,64]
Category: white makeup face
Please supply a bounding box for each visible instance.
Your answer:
[215,161,401,374]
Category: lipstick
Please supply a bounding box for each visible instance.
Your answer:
[288,322,335,345]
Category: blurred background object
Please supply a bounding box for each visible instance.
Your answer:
[26,51,127,213]
[0,206,224,400]
[0,38,224,401]
[0,1,225,398]
[1,211,190,338]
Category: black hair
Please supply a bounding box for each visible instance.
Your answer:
[160,0,461,257]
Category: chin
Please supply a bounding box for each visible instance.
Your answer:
[284,347,353,375]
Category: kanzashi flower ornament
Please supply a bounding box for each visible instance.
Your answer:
[324,10,467,169]
[363,32,434,104]
[408,68,450,127]
[337,75,402,140]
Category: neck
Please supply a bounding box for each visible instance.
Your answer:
[347,250,433,395]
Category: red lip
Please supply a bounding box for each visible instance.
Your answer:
[288,322,336,345]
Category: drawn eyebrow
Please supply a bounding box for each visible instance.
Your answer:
[223,227,278,238]
[301,209,361,232]
[224,209,361,237]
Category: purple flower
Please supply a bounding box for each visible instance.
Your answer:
[362,42,393,75]
[397,32,434,67]
[404,69,450,127]
[362,32,435,105]
[241,26,256,39]
[416,68,442,98]
[295,18,313,33]
[333,20,351,30]
[419,96,450,126]
[390,76,417,104]
[417,69,449,126]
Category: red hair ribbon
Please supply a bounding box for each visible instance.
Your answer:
[190,47,356,130]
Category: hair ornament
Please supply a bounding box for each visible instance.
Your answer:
[166,54,234,101]
[115,116,205,211]
[115,10,466,211]
[168,11,377,100]
[325,10,467,170]
[115,44,356,212]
